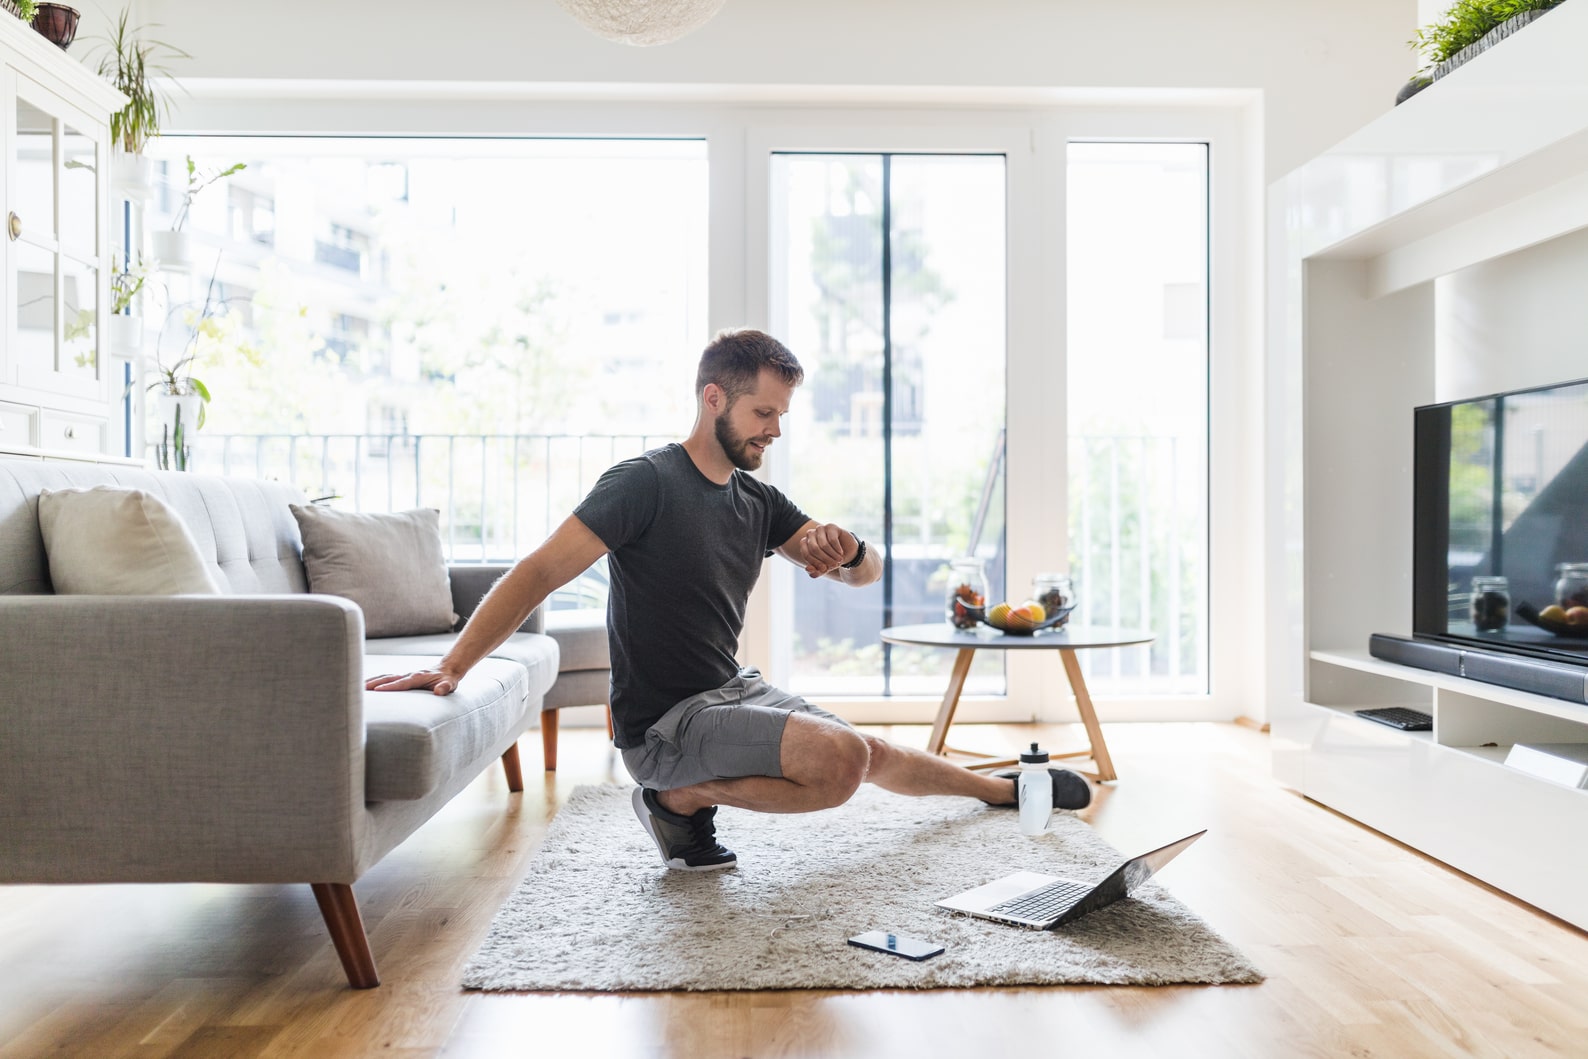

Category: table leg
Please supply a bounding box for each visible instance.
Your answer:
[926,647,976,756]
[1060,648,1117,782]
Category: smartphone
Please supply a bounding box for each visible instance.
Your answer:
[846,930,945,961]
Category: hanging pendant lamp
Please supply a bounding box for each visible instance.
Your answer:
[556,0,728,46]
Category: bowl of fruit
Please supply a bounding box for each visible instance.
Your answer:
[1515,600,1588,638]
[983,598,1074,635]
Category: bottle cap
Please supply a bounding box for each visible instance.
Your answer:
[1019,741,1049,764]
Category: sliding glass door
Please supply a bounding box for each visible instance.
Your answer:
[1066,142,1209,695]
[769,152,1008,697]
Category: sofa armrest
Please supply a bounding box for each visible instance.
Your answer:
[0,594,369,885]
[448,563,543,634]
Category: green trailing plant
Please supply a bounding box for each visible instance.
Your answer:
[90,8,188,155]
[171,155,246,232]
[1410,0,1563,71]
[7,2,41,22]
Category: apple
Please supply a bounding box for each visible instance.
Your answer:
[1001,601,1047,632]
[1568,606,1588,626]
[1541,604,1568,624]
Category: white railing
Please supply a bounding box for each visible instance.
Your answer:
[189,432,675,564]
[185,430,1205,693]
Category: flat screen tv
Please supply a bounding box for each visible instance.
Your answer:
[1413,375,1588,668]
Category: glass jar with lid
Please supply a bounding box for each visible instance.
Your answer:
[1469,575,1510,631]
[945,558,989,629]
[1030,572,1075,627]
[1555,562,1588,609]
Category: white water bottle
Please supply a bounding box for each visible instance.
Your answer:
[1017,742,1052,836]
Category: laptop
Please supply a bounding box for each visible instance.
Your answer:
[935,830,1206,929]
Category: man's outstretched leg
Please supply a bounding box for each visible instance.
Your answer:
[623,678,1091,871]
[858,734,1092,809]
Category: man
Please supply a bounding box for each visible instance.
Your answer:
[367,329,1090,871]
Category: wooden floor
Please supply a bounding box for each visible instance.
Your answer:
[4,721,1587,1058]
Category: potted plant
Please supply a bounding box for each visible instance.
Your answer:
[31,3,79,49]
[145,257,255,470]
[1402,0,1564,101]
[108,257,149,352]
[1,3,40,24]
[89,8,187,199]
[152,156,246,270]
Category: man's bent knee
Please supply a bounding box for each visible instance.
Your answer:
[781,714,867,808]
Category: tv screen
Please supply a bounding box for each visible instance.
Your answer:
[1413,375,1588,666]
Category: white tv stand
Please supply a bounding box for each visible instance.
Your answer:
[1268,3,1588,929]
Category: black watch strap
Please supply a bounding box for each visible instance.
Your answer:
[839,538,867,569]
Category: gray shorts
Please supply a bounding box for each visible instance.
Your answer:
[620,667,852,791]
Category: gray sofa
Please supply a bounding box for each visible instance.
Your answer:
[0,459,561,988]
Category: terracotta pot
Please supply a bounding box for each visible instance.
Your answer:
[31,3,78,49]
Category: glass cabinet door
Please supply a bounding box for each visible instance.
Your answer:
[9,80,104,399]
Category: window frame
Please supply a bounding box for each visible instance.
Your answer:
[164,91,1260,724]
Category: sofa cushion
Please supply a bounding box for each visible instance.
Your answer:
[541,667,610,712]
[364,631,559,701]
[37,486,223,595]
[291,505,457,637]
[361,655,531,802]
[544,608,610,671]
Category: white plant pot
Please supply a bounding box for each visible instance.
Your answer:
[108,313,143,353]
[152,229,190,272]
[110,151,156,201]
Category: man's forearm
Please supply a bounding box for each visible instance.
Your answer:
[439,561,554,678]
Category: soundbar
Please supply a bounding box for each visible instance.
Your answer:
[1369,633,1588,704]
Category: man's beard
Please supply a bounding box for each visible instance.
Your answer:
[715,413,770,471]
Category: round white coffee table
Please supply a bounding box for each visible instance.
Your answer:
[879,622,1154,782]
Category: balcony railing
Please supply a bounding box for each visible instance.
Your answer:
[179,430,1204,693]
[185,432,674,564]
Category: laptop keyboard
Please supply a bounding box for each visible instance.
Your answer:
[989,879,1091,920]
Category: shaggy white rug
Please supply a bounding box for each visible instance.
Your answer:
[462,785,1262,991]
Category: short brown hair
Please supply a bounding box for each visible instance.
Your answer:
[695,328,804,404]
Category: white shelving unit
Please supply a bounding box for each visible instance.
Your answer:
[0,14,126,462]
[1267,2,1588,929]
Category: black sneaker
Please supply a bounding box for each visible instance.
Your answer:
[631,787,738,871]
[993,768,1093,811]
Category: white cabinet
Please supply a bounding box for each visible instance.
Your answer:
[0,14,125,460]
[1268,2,1588,929]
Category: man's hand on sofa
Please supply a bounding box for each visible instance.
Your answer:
[365,667,461,695]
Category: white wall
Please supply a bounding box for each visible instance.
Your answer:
[1436,228,1588,401]
[73,0,1418,181]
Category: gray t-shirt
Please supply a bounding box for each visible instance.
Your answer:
[572,443,809,748]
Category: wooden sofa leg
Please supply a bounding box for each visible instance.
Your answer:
[541,709,559,771]
[311,883,380,989]
[606,704,614,741]
[500,742,524,792]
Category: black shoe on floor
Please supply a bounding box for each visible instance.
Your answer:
[631,787,738,871]
[993,767,1093,811]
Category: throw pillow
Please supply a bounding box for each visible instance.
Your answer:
[290,505,457,638]
[37,486,223,595]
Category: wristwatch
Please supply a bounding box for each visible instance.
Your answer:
[839,539,867,569]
